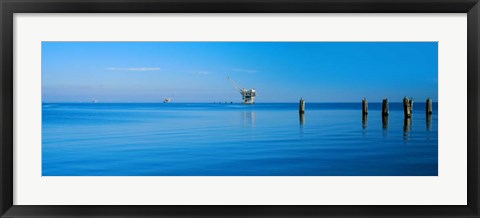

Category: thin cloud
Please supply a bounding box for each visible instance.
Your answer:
[195,71,213,75]
[232,68,258,74]
[107,67,161,71]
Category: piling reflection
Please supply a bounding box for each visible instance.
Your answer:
[382,115,389,138]
[426,114,432,131]
[299,112,305,126]
[299,112,305,136]
[403,117,412,140]
[382,115,389,130]
[362,114,368,130]
[243,111,256,128]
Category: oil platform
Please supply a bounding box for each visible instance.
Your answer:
[227,76,256,104]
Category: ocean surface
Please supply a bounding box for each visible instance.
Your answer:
[42,103,438,176]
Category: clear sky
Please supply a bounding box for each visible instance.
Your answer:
[42,42,437,103]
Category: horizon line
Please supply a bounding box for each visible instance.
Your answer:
[42,101,439,104]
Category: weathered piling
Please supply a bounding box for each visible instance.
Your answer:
[425,98,432,131]
[409,98,414,115]
[362,97,368,115]
[403,117,412,133]
[403,97,413,118]
[299,98,305,114]
[426,98,433,116]
[298,97,305,128]
[382,98,389,116]
[426,114,432,131]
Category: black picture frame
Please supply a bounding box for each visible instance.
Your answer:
[1,0,479,217]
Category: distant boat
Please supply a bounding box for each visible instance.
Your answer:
[163,98,171,103]
[92,99,98,103]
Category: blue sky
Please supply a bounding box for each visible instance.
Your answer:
[42,42,438,103]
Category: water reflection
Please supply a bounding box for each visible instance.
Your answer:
[299,112,305,136]
[243,111,256,128]
[382,115,389,130]
[382,115,389,138]
[362,114,368,130]
[426,114,432,131]
[299,112,305,126]
[403,117,412,141]
[362,114,368,136]
[43,103,439,176]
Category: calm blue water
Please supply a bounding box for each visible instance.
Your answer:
[42,103,438,176]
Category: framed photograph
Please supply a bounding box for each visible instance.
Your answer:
[1,0,479,217]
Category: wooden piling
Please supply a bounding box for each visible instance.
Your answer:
[299,98,305,114]
[403,117,412,135]
[362,97,368,115]
[382,98,389,116]
[409,98,414,115]
[426,98,432,115]
[403,97,412,118]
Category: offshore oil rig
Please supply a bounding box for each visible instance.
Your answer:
[227,76,256,104]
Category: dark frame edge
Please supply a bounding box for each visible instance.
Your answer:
[0,0,479,13]
[1,0,480,218]
[0,0,14,217]
[468,1,480,217]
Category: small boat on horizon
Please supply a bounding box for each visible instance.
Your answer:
[163,98,171,103]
